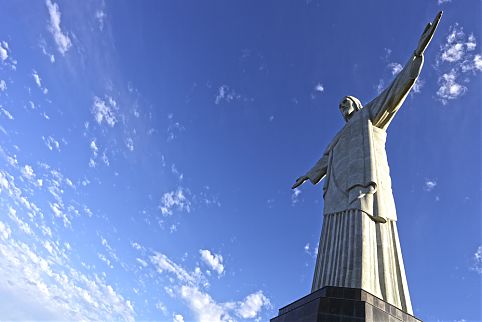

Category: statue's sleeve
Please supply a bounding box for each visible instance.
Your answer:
[365,54,424,129]
[306,149,330,185]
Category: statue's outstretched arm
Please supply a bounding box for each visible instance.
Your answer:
[292,149,329,189]
[366,11,442,129]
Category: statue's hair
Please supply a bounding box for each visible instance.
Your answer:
[345,96,362,110]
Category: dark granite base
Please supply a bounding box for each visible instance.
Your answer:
[270,286,421,322]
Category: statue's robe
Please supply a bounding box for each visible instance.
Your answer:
[306,53,423,314]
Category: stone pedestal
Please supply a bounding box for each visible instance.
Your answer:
[270,286,422,322]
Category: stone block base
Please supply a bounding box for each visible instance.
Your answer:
[270,286,421,322]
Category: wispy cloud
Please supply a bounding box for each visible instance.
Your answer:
[96,9,106,31]
[45,0,72,55]
[304,242,319,258]
[310,82,325,99]
[214,85,244,104]
[173,314,185,322]
[32,70,42,88]
[180,286,270,322]
[471,245,482,274]
[291,188,301,205]
[424,179,437,192]
[1,107,14,120]
[236,291,271,319]
[160,187,191,216]
[0,41,17,69]
[0,41,8,61]
[92,96,118,127]
[387,62,403,75]
[150,252,206,286]
[199,249,224,275]
[0,227,135,321]
[0,79,6,91]
[436,69,466,104]
[147,251,271,322]
[42,136,60,151]
[180,285,234,322]
[21,164,36,180]
[436,24,481,104]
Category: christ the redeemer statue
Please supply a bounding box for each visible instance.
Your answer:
[292,12,442,314]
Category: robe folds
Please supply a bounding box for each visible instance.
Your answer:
[306,53,423,314]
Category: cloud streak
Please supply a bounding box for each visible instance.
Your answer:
[46,0,72,55]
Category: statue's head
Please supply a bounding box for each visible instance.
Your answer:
[339,96,362,121]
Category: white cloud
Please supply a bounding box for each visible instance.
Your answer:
[131,242,142,250]
[101,152,110,166]
[436,69,467,104]
[8,207,32,235]
[411,77,424,94]
[150,252,204,286]
[98,253,113,268]
[442,43,464,63]
[0,80,6,91]
[473,55,482,71]
[387,62,403,75]
[0,41,8,61]
[291,188,301,205]
[43,136,60,151]
[45,0,72,55]
[160,188,191,216]
[88,158,96,168]
[0,236,135,321]
[173,314,185,322]
[314,83,324,93]
[1,107,13,120]
[171,164,184,181]
[215,85,241,104]
[155,301,168,315]
[32,71,42,88]
[424,180,437,192]
[438,0,451,4]
[236,291,271,319]
[100,237,119,263]
[49,202,71,227]
[180,286,270,322]
[21,165,35,180]
[90,139,98,155]
[39,39,56,63]
[199,249,224,275]
[92,96,118,127]
[311,83,325,99]
[466,34,476,51]
[376,78,385,94]
[472,245,482,274]
[96,10,106,31]
[0,221,12,239]
[180,285,234,322]
[136,258,148,268]
[126,137,134,151]
[440,24,467,63]
[436,24,481,103]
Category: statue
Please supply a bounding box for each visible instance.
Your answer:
[292,12,442,314]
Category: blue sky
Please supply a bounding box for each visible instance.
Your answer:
[0,1,480,321]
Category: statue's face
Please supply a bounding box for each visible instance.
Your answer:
[339,97,356,120]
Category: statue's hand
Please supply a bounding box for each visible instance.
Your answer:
[415,11,443,56]
[292,176,309,189]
